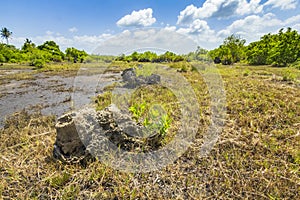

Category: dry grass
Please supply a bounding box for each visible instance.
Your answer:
[0,64,299,199]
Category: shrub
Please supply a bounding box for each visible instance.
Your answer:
[243,69,250,76]
[0,54,6,63]
[30,59,46,68]
[282,68,297,81]
[9,58,17,63]
[290,60,300,70]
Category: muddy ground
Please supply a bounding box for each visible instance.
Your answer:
[0,68,121,127]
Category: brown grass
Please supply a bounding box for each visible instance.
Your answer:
[0,64,299,199]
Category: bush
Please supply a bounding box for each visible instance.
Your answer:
[282,68,297,81]
[30,59,46,68]
[290,60,300,70]
[9,59,17,63]
[0,54,6,63]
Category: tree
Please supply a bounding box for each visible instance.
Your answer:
[37,41,64,62]
[65,47,87,63]
[1,27,12,44]
[21,39,36,52]
[209,34,246,65]
[268,28,299,66]
[246,28,300,66]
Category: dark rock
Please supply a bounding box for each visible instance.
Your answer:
[214,57,221,64]
[53,105,163,163]
[121,67,161,88]
[145,74,161,85]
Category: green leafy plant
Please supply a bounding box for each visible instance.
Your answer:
[129,102,172,137]
[243,69,250,76]
[129,102,147,121]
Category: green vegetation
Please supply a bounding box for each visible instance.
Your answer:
[1,27,12,44]
[115,51,185,63]
[128,85,178,142]
[65,47,88,63]
[210,27,300,67]
[209,34,246,65]
[247,27,300,66]
[1,27,299,71]
[0,27,91,67]
[185,46,209,61]
[0,39,88,67]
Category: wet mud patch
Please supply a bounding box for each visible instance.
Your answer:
[0,69,121,127]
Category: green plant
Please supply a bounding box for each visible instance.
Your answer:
[49,172,71,189]
[129,102,172,138]
[30,59,45,68]
[243,69,250,76]
[129,102,147,121]
[282,68,296,81]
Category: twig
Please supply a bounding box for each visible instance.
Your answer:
[29,131,54,138]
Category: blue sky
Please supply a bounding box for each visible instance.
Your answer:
[1,0,300,54]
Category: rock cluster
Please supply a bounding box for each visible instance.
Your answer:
[53,105,163,163]
[121,68,160,88]
[53,68,163,163]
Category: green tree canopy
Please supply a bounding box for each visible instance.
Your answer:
[37,41,64,62]
[21,39,36,52]
[209,34,246,65]
[1,27,12,44]
[65,47,88,63]
[246,28,300,66]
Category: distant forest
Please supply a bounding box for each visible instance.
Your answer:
[1,27,299,69]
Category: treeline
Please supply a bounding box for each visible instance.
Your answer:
[209,27,300,67]
[0,39,88,68]
[1,27,299,68]
[115,51,185,63]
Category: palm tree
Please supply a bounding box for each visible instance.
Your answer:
[1,27,12,44]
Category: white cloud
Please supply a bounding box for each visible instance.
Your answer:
[175,11,300,50]
[177,0,263,25]
[264,0,297,10]
[69,27,78,33]
[237,0,264,15]
[217,13,300,44]
[177,20,214,35]
[164,25,177,32]
[93,28,198,55]
[46,30,54,35]
[177,20,221,49]
[284,15,300,25]
[116,8,156,27]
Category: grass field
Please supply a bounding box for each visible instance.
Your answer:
[0,63,299,199]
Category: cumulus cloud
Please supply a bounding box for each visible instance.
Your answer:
[177,0,263,25]
[237,0,264,15]
[69,27,78,33]
[264,0,298,10]
[174,11,300,50]
[217,13,300,43]
[177,20,214,35]
[116,8,156,27]
[93,28,198,55]
[177,20,221,49]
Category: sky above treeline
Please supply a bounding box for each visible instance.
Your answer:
[1,0,300,54]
